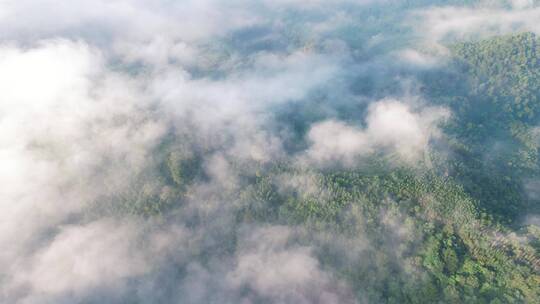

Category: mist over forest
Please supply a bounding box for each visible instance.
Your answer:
[1,1,540,303]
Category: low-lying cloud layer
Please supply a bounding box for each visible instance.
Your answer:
[305,99,449,166]
[415,0,540,44]
[0,0,538,303]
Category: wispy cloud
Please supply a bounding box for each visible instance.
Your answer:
[0,0,536,303]
[414,2,540,44]
[304,99,449,166]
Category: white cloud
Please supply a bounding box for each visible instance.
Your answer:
[0,40,167,302]
[8,219,190,303]
[511,0,535,9]
[415,3,540,43]
[0,0,519,302]
[304,99,449,166]
[146,49,341,165]
[396,49,443,69]
[20,220,149,295]
[227,226,353,304]
[305,120,371,165]
[0,12,346,301]
[0,0,258,43]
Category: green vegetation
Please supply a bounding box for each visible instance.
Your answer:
[97,32,540,303]
[236,167,539,303]
[424,32,540,221]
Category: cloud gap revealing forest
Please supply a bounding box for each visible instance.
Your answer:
[1,1,540,303]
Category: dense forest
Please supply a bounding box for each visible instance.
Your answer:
[89,32,540,303]
[1,1,539,303]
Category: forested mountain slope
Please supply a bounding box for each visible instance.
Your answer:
[86,33,540,303]
[425,32,540,222]
[2,1,540,304]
